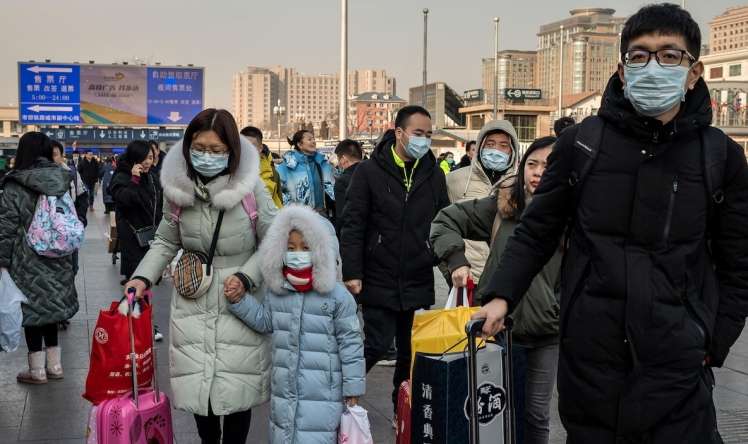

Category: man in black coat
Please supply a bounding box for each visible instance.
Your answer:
[474,5,748,443]
[333,138,363,238]
[77,151,100,210]
[341,105,450,414]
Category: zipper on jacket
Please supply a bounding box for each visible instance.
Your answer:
[663,175,678,245]
[680,275,708,349]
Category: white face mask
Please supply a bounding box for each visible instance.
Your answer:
[284,251,312,270]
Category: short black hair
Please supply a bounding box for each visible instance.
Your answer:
[553,117,576,136]
[14,132,53,170]
[395,105,431,129]
[466,140,476,152]
[334,139,363,160]
[240,126,263,142]
[621,3,702,60]
[148,140,159,150]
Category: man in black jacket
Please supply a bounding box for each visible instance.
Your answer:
[333,138,363,237]
[341,105,450,415]
[77,151,100,210]
[474,5,748,443]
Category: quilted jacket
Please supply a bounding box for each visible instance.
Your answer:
[229,205,365,444]
[0,159,79,326]
[132,137,278,416]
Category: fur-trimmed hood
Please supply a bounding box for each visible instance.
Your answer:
[159,136,260,210]
[259,204,339,294]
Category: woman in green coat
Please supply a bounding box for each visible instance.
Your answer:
[430,136,559,444]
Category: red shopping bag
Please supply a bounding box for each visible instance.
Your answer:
[82,300,154,405]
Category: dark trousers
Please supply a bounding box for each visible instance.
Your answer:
[24,324,59,352]
[363,306,415,414]
[193,401,252,444]
[83,180,96,207]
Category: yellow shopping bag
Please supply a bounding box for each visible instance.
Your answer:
[410,287,479,375]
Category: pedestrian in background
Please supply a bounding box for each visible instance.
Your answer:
[0,132,79,384]
[241,126,283,208]
[77,151,100,211]
[553,116,575,137]
[109,141,162,282]
[99,156,116,214]
[277,129,335,218]
[456,140,476,169]
[333,138,363,238]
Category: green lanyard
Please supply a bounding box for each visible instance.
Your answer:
[391,146,419,192]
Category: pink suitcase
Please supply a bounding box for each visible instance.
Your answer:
[88,290,173,444]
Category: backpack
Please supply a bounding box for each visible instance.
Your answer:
[168,193,258,231]
[26,193,85,258]
[567,116,727,238]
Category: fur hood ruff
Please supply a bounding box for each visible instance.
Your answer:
[259,204,339,294]
[160,137,260,210]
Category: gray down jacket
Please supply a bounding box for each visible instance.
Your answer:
[229,205,365,444]
[0,159,79,326]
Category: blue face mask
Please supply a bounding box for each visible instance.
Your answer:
[403,134,432,160]
[480,148,511,172]
[190,149,229,177]
[623,63,690,118]
[284,251,312,270]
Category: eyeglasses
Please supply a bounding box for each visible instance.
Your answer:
[624,49,695,69]
[191,144,228,154]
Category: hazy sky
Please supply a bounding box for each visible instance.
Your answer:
[0,0,740,110]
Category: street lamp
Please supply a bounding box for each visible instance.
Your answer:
[422,8,429,108]
[273,100,285,155]
[558,24,564,119]
[340,0,348,140]
[493,17,500,120]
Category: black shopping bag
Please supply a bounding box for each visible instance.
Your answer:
[411,342,506,444]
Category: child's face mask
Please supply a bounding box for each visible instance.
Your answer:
[283,251,313,292]
[284,251,312,270]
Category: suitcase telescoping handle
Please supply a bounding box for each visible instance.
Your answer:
[126,288,140,408]
[125,288,161,406]
[465,317,515,444]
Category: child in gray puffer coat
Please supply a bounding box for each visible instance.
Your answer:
[227,204,365,444]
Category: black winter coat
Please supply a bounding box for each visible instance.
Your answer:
[340,131,450,311]
[110,163,163,278]
[0,160,79,326]
[484,75,748,443]
[334,161,360,238]
[77,158,100,184]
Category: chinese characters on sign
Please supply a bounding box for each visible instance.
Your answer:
[18,62,204,126]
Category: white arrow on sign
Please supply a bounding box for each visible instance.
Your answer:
[140,131,146,138]
[167,111,182,123]
[27,65,73,74]
[28,105,73,112]
[100,131,106,138]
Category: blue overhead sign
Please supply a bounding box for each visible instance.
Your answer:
[147,67,204,125]
[17,62,204,126]
[19,63,81,125]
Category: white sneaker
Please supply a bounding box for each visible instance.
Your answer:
[154,326,164,342]
[376,359,397,367]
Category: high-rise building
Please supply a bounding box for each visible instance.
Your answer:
[280,68,340,130]
[482,50,537,103]
[231,67,280,132]
[536,8,625,104]
[409,82,465,128]
[348,69,396,96]
[709,6,748,54]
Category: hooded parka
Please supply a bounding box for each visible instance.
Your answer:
[443,120,519,283]
[229,205,365,444]
[340,130,450,311]
[132,138,278,416]
[0,160,79,326]
[483,74,748,443]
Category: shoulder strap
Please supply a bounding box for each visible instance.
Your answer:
[241,193,258,231]
[699,126,728,229]
[206,210,225,274]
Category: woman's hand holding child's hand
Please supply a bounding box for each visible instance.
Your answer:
[345,396,359,407]
[223,275,245,304]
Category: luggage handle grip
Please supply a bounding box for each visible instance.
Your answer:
[465,317,513,337]
[126,288,139,408]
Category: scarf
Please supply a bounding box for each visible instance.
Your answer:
[282,266,314,292]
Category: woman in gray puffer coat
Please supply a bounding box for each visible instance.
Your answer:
[227,204,365,444]
[0,132,79,384]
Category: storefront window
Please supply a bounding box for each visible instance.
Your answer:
[506,115,537,142]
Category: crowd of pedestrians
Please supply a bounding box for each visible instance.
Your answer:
[1,4,747,444]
